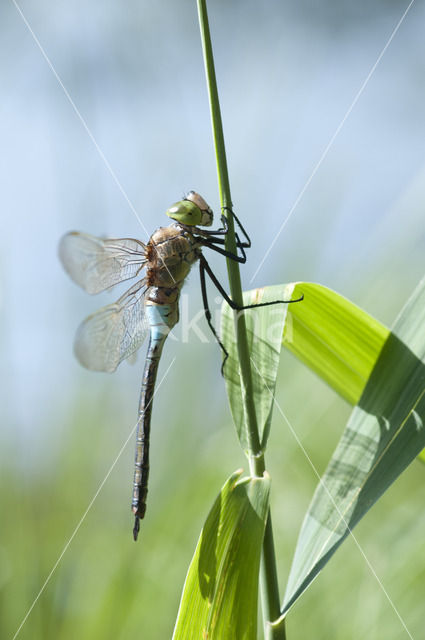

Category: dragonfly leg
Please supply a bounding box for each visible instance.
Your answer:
[199,255,229,373]
[197,208,250,263]
[200,230,247,249]
[200,237,247,263]
[197,214,228,237]
[199,209,251,250]
[222,206,251,249]
[200,253,303,313]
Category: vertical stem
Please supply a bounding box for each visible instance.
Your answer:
[196,2,285,638]
[197,0,261,461]
[261,514,287,640]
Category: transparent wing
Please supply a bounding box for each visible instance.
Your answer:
[74,280,149,372]
[59,231,148,294]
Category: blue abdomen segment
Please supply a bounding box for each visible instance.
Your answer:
[145,303,174,343]
[132,302,177,539]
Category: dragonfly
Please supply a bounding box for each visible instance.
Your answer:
[59,191,301,540]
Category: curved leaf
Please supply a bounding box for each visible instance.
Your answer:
[221,284,295,451]
[282,276,425,614]
[173,470,270,640]
[283,282,390,405]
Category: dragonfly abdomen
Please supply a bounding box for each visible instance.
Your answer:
[132,297,179,540]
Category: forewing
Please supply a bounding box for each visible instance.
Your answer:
[59,231,147,294]
[74,280,149,372]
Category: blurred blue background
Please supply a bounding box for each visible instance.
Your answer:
[1,1,424,638]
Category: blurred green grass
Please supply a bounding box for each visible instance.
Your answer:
[1,341,424,639]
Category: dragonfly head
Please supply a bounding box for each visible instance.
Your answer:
[166,191,213,227]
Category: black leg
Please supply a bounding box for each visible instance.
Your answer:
[197,207,303,373]
[200,237,247,264]
[199,256,229,373]
[197,214,228,237]
[200,208,251,247]
[200,253,303,311]
[221,207,251,249]
[201,230,248,250]
[195,207,250,264]
[199,254,303,374]
[200,209,251,250]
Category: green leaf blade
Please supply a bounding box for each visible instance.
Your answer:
[283,283,390,405]
[282,277,425,615]
[221,284,295,451]
[173,470,271,640]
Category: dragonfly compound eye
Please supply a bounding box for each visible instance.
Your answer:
[185,191,214,227]
[166,199,203,226]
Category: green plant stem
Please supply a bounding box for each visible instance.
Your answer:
[197,2,285,638]
[196,0,261,463]
[261,514,287,640]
